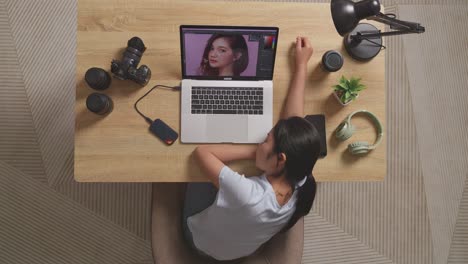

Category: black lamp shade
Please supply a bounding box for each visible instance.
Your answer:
[331,0,381,36]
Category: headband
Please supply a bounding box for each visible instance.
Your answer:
[346,110,383,149]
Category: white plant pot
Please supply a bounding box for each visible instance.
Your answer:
[333,91,358,106]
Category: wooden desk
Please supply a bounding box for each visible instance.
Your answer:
[76,0,386,182]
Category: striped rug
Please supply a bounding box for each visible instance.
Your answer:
[0,0,467,263]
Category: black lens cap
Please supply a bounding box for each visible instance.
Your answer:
[322,51,344,72]
[85,67,111,90]
[86,93,112,115]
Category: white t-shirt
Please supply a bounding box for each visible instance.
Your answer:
[187,166,298,261]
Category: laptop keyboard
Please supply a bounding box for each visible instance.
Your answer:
[191,86,263,115]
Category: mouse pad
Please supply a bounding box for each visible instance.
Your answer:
[304,114,327,158]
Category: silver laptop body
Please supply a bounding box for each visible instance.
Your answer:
[179,25,279,143]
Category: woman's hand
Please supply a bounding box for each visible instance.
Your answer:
[281,36,313,119]
[295,36,313,68]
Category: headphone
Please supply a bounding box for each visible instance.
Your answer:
[334,110,383,155]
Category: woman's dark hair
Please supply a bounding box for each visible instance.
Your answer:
[271,116,321,232]
[199,33,249,76]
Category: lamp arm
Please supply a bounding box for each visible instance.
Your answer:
[352,29,421,40]
[368,12,425,33]
[351,12,425,40]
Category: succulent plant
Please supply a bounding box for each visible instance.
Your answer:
[333,76,366,105]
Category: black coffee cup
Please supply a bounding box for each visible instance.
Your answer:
[85,67,111,90]
[321,50,344,72]
[86,93,113,115]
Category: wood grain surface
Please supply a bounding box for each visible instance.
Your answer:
[76,0,386,182]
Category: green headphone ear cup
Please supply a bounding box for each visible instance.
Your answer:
[348,141,370,155]
[335,123,355,141]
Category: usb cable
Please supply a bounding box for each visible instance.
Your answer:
[134,84,181,124]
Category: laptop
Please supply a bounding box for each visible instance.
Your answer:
[179,25,279,143]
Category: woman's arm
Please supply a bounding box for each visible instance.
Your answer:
[193,145,257,188]
[280,37,313,119]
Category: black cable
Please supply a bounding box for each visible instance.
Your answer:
[134,84,180,125]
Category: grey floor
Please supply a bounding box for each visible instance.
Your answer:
[1,0,467,263]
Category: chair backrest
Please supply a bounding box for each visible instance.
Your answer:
[151,183,304,264]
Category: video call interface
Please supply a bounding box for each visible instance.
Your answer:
[181,27,278,79]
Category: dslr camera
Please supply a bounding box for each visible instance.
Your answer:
[111,37,151,86]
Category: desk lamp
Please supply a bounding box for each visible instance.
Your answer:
[331,0,425,61]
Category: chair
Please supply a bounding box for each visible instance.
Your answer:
[151,183,304,264]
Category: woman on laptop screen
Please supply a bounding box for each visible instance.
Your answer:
[198,33,249,77]
[184,36,319,261]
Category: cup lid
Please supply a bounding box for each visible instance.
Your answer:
[322,51,344,72]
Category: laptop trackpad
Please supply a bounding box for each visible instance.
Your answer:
[206,115,248,143]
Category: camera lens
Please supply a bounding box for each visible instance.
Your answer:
[321,50,344,72]
[110,37,151,86]
[86,93,113,115]
[85,67,111,90]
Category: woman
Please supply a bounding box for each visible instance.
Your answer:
[183,37,319,261]
[198,33,249,76]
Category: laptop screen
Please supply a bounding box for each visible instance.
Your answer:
[180,25,279,80]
